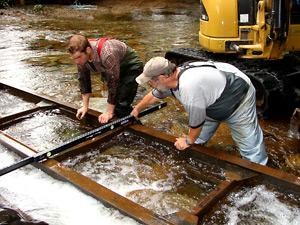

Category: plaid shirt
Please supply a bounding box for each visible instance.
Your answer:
[78,39,127,104]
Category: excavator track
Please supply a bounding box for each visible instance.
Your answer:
[165,48,300,118]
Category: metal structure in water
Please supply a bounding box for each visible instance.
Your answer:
[0,81,299,225]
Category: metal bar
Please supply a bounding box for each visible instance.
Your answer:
[0,102,167,176]
[192,180,236,217]
[43,160,173,225]
[192,174,258,218]
[128,124,300,187]
[0,131,174,224]
[0,107,40,124]
[0,81,101,117]
[0,130,36,157]
[0,106,56,128]
[0,81,77,111]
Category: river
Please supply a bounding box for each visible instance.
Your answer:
[0,1,299,224]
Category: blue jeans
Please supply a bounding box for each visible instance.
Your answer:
[195,84,268,165]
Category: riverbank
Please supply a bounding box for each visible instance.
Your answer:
[0,0,199,18]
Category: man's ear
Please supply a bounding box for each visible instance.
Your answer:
[160,74,169,82]
[161,74,170,79]
[85,46,92,55]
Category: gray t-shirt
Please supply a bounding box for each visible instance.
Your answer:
[152,62,250,128]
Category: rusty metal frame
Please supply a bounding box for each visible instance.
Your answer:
[0,131,174,225]
[0,81,101,118]
[128,125,300,187]
[1,81,299,225]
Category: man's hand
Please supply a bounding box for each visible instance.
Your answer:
[130,107,140,118]
[174,136,191,150]
[98,112,114,124]
[76,107,88,120]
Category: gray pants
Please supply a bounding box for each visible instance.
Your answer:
[195,84,268,165]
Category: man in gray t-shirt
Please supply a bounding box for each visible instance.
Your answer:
[131,57,268,165]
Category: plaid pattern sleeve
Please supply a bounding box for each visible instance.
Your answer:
[100,40,127,104]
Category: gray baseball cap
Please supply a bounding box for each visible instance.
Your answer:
[136,57,172,85]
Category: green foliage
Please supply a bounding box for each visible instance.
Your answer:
[0,0,13,8]
[33,4,44,13]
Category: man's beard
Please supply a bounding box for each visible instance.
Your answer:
[156,84,169,92]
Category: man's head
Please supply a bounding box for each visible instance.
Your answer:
[67,34,92,66]
[136,57,176,86]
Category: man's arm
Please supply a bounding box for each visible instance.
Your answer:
[131,91,160,117]
[78,65,92,94]
[100,41,124,107]
[98,103,116,124]
[174,127,202,150]
[76,64,92,120]
[76,93,90,119]
[99,47,121,122]
[81,93,90,109]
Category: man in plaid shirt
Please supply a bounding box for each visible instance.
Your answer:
[67,34,143,123]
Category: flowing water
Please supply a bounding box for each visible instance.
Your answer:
[202,183,300,225]
[62,131,224,216]
[0,89,36,117]
[0,1,299,224]
[0,144,140,225]
[2,108,94,151]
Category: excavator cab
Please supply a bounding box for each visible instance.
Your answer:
[199,0,300,59]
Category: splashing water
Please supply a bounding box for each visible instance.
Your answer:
[203,184,300,225]
[62,132,224,215]
[0,145,140,225]
[2,109,94,151]
[0,89,36,117]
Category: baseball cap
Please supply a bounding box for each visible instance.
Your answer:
[136,57,172,85]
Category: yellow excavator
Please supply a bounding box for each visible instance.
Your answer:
[166,0,300,118]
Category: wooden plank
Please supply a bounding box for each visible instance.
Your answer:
[43,160,174,225]
[0,81,100,118]
[128,124,300,188]
[192,179,236,217]
[192,174,258,217]
[0,131,175,225]
[1,82,299,225]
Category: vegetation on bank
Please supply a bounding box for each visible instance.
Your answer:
[0,0,99,8]
[0,0,12,8]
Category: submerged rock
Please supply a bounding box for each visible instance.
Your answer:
[285,153,300,170]
[0,206,48,225]
[0,195,48,225]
